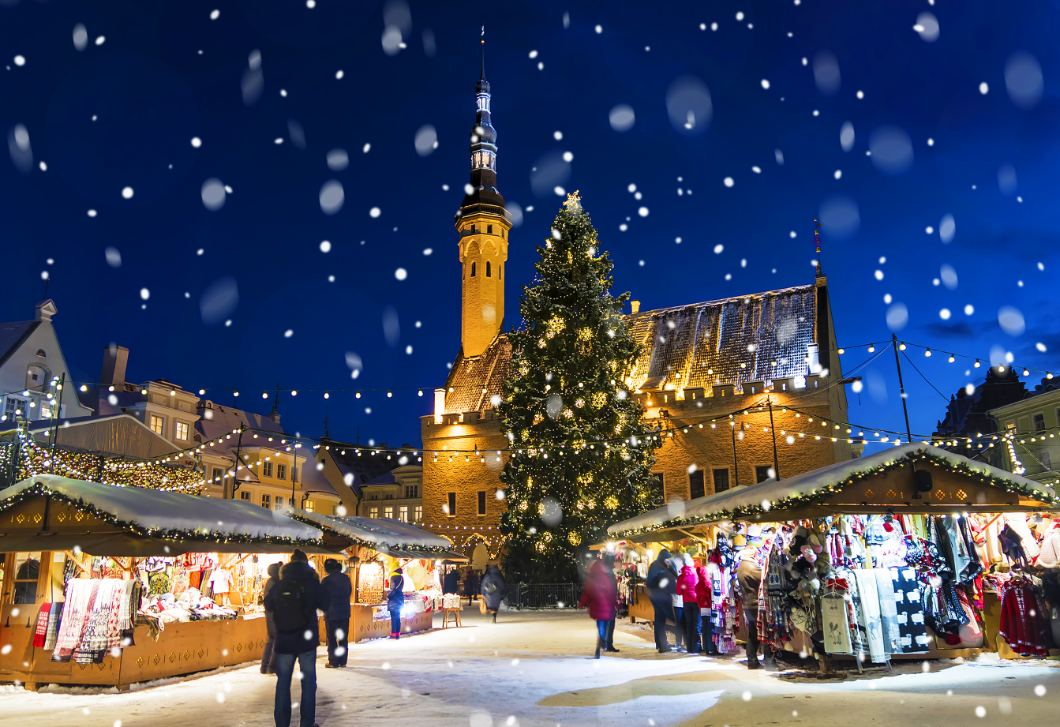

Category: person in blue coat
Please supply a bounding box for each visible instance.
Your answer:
[263,549,331,727]
[321,559,352,668]
[388,567,405,639]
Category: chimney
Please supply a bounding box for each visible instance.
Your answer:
[630,300,641,314]
[434,388,445,424]
[101,345,129,387]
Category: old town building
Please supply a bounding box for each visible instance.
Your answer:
[418,61,854,560]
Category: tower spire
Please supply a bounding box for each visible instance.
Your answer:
[480,25,485,79]
[814,218,824,277]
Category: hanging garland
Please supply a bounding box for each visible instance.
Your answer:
[607,449,1060,539]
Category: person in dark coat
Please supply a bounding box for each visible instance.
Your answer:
[263,549,331,727]
[601,554,620,652]
[388,568,405,639]
[579,559,618,658]
[480,565,504,623]
[321,559,352,668]
[442,567,460,595]
[260,562,281,675]
[646,549,679,653]
[463,568,480,604]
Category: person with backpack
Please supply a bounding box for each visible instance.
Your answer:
[388,567,405,639]
[480,564,504,623]
[260,562,281,675]
[321,559,352,668]
[263,549,331,727]
[646,549,680,653]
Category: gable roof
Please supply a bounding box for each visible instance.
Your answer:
[607,443,1059,536]
[437,283,819,415]
[0,320,40,368]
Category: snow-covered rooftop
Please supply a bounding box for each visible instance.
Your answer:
[290,511,452,550]
[608,443,1059,535]
[0,474,323,542]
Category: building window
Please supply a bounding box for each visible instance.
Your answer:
[36,349,46,358]
[1041,450,1052,471]
[712,468,730,493]
[447,492,457,517]
[486,261,492,277]
[150,415,164,435]
[755,465,774,483]
[274,500,284,511]
[369,507,379,518]
[649,473,664,502]
[4,396,26,419]
[175,421,189,440]
[414,505,422,522]
[12,552,40,605]
[261,493,271,508]
[470,262,476,277]
[277,464,287,480]
[689,470,705,500]
[404,485,420,498]
[262,461,273,477]
[477,491,487,515]
[384,506,393,519]
[39,405,52,420]
[487,224,493,234]
[212,467,224,483]
[305,500,315,512]
[399,506,408,522]
[240,491,250,501]
[1034,413,1046,431]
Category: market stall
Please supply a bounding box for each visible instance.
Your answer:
[607,444,1060,664]
[289,511,467,641]
[0,474,327,689]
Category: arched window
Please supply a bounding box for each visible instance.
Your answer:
[486,261,492,277]
[470,262,476,277]
[35,349,46,358]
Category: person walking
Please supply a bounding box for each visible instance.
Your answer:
[388,567,405,639]
[646,549,679,653]
[602,554,620,652]
[695,564,718,655]
[579,558,618,658]
[442,566,460,595]
[260,562,281,675]
[677,555,701,654]
[264,549,331,727]
[321,559,352,668]
[480,564,504,623]
[463,568,480,605]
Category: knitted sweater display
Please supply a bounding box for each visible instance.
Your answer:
[997,577,1051,657]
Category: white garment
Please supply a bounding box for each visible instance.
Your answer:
[207,569,231,594]
[1038,531,1060,571]
[1004,514,1041,560]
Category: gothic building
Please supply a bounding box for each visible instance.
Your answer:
[419,53,854,561]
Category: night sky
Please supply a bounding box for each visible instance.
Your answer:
[3,1,1058,450]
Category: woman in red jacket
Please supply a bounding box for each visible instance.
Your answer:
[676,560,701,653]
[579,559,618,659]
[695,565,718,654]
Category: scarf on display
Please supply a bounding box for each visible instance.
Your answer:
[43,602,64,651]
[52,579,99,662]
[756,540,795,648]
[32,604,52,648]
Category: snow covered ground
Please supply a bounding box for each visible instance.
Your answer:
[1,608,1057,726]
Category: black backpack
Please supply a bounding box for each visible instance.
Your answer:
[274,578,309,633]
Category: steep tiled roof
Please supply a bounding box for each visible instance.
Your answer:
[438,284,819,415]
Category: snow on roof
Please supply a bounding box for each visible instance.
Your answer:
[0,474,323,543]
[608,443,1059,535]
[291,510,451,550]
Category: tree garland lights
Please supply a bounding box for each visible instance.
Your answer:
[0,480,324,546]
[607,449,1060,539]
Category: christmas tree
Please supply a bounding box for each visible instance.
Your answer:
[499,192,660,582]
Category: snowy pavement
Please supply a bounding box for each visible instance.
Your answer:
[0,608,1057,726]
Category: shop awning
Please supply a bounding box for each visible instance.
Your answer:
[607,443,1060,537]
[0,474,324,549]
[0,533,336,557]
[288,511,465,560]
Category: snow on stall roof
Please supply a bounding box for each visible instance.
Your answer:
[0,474,323,541]
[291,510,451,549]
[608,443,1058,534]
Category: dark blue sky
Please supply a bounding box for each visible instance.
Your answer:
[3,0,1058,449]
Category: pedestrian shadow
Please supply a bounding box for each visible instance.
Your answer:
[538,670,737,707]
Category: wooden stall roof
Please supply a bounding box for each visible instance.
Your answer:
[0,474,325,555]
[608,443,1059,537]
[288,510,469,561]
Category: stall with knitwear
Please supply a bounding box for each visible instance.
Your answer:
[607,444,1060,665]
[289,511,467,641]
[0,474,327,689]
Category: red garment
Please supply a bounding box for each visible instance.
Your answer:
[578,560,617,621]
[32,604,51,648]
[998,579,1050,657]
[694,566,711,609]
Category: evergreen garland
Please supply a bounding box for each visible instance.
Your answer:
[498,193,660,582]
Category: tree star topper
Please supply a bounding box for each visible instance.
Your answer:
[563,190,582,212]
